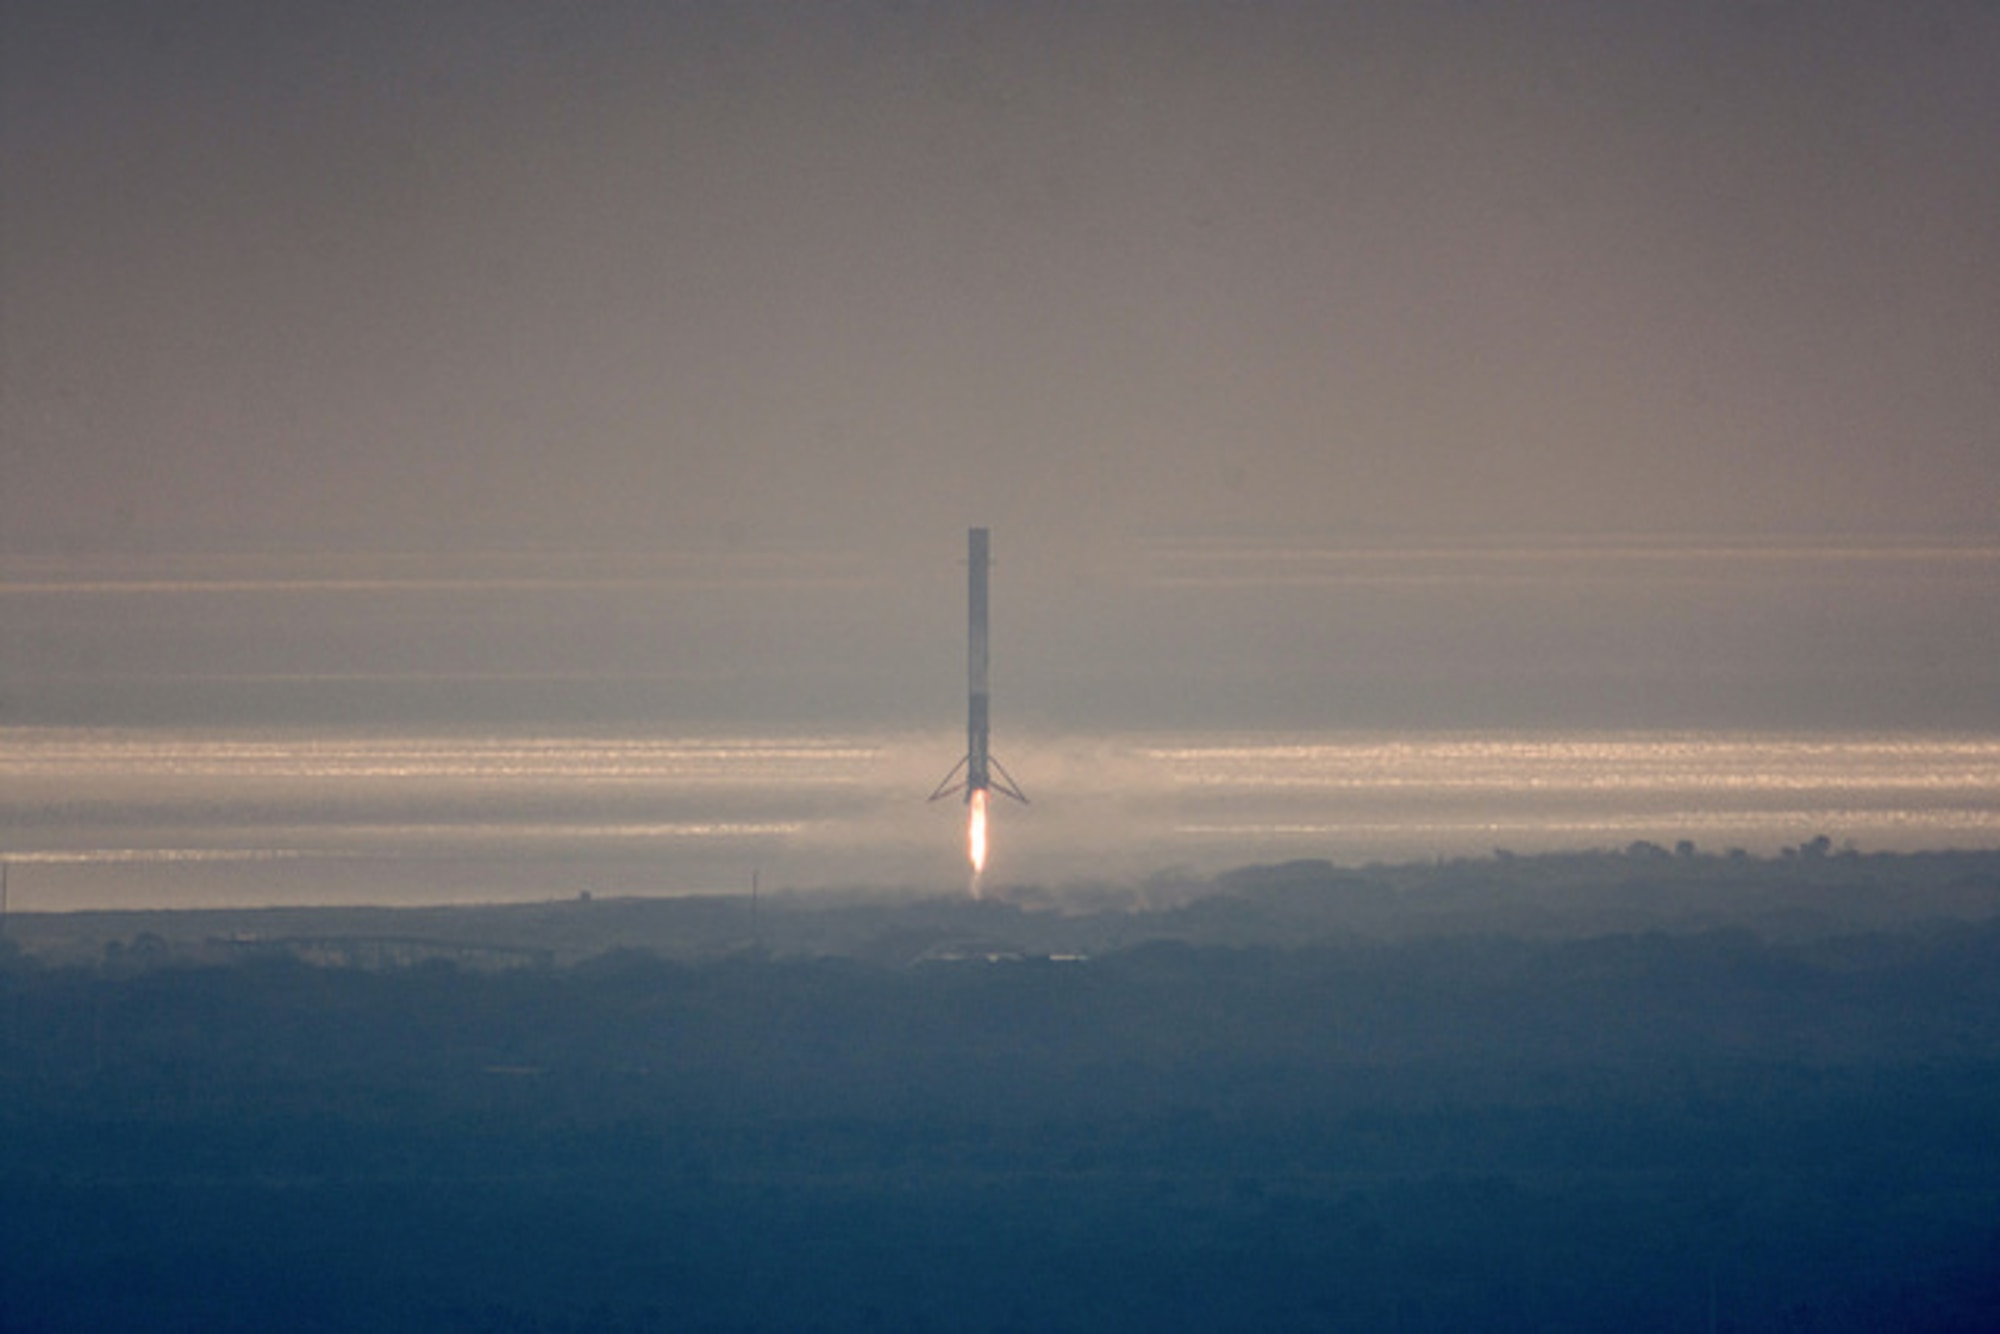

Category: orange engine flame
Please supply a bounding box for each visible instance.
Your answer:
[968,788,988,876]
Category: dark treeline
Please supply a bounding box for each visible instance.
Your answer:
[4,853,2000,1330]
[19,845,2000,967]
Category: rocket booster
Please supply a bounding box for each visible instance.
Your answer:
[931,527,1026,806]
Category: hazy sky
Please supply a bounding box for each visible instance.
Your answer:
[3,3,1998,737]
[5,0,1996,558]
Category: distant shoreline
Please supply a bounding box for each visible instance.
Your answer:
[8,845,1997,970]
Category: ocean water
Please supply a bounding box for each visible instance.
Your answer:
[5,543,1998,908]
[4,726,1998,910]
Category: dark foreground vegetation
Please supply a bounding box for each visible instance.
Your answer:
[4,851,2000,1331]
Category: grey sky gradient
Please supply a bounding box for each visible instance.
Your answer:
[5,1,1996,559]
[3,3,1998,740]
